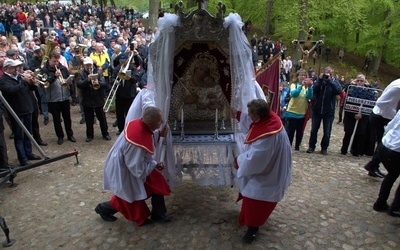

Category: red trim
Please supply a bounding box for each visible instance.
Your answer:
[244,111,283,144]
[124,119,154,154]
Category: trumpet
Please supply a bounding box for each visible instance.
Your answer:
[36,72,50,88]
[55,65,69,89]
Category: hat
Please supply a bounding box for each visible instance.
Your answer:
[4,59,23,67]
[119,53,129,63]
[6,50,15,57]
[33,45,41,52]
[83,57,93,65]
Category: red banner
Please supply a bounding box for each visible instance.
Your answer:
[256,58,280,115]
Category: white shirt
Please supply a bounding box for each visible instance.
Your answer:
[372,78,400,119]
[382,110,400,152]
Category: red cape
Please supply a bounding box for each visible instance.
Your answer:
[124,119,154,154]
[244,111,283,144]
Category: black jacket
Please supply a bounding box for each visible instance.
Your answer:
[77,68,106,107]
[112,64,143,99]
[0,73,36,115]
[312,78,342,115]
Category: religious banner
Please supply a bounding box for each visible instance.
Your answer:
[344,85,383,115]
[256,55,280,115]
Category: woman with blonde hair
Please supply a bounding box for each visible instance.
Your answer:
[285,70,314,150]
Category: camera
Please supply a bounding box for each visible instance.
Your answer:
[322,73,329,80]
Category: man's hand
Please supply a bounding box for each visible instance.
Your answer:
[156,162,165,171]
[355,113,362,120]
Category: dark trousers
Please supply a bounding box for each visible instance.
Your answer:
[376,144,400,210]
[10,113,33,164]
[287,117,305,149]
[32,107,42,142]
[0,126,8,168]
[70,81,77,104]
[365,113,391,171]
[48,100,74,139]
[308,112,334,150]
[338,106,344,122]
[116,97,134,132]
[83,106,109,138]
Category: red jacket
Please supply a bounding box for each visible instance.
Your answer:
[16,12,27,24]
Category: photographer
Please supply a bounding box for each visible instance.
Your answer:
[306,66,342,155]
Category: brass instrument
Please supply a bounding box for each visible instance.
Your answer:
[41,38,58,67]
[117,52,134,80]
[34,71,50,88]
[103,69,122,112]
[55,65,69,89]
[88,67,100,90]
[77,44,87,56]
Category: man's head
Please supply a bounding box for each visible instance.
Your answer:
[142,107,162,131]
[355,74,366,86]
[3,59,23,76]
[247,99,270,123]
[83,57,93,72]
[48,51,61,68]
[0,51,6,67]
[33,45,42,57]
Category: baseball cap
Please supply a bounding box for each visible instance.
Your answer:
[83,57,93,65]
[119,53,129,62]
[33,45,41,52]
[4,59,23,67]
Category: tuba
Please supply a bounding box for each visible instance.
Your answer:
[41,38,58,67]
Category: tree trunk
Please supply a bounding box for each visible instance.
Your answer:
[149,0,160,30]
[109,0,116,7]
[264,0,273,37]
[294,0,308,63]
[371,45,383,76]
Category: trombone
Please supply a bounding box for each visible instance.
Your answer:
[103,71,121,112]
[103,52,134,112]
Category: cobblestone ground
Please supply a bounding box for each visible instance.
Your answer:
[1,105,400,249]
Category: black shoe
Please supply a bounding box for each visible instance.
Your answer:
[116,131,122,136]
[27,154,42,160]
[321,149,328,155]
[388,208,400,218]
[242,227,259,244]
[103,135,111,141]
[71,102,77,106]
[294,147,299,151]
[373,202,389,212]
[112,120,118,127]
[57,138,64,145]
[9,132,14,139]
[337,121,341,124]
[376,168,387,177]
[79,117,85,124]
[367,170,385,178]
[95,204,117,222]
[37,140,48,146]
[20,161,31,166]
[68,136,76,142]
[306,148,315,153]
[150,214,173,223]
[85,137,93,142]
[44,117,49,125]
[93,119,97,124]
[340,151,347,155]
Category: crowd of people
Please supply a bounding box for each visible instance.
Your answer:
[0,1,400,245]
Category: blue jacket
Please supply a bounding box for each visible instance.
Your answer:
[312,78,342,115]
